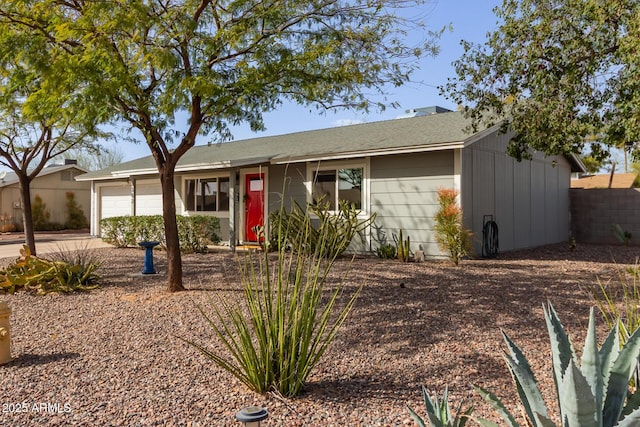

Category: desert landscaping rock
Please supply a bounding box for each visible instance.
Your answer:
[1,243,638,426]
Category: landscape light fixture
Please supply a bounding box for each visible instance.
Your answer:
[235,406,268,426]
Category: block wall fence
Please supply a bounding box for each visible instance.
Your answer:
[570,188,640,245]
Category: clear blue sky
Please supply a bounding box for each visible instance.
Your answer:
[112,0,503,161]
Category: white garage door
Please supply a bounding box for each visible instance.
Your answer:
[100,185,131,219]
[135,183,163,216]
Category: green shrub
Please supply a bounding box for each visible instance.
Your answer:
[408,386,473,427]
[31,195,51,231]
[186,205,361,397]
[433,189,472,265]
[135,215,165,243]
[376,242,397,259]
[613,224,632,246]
[99,216,136,248]
[30,195,64,231]
[269,199,375,258]
[99,215,220,253]
[587,261,640,386]
[176,215,221,253]
[64,192,89,229]
[475,302,640,427]
[0,245,101,294]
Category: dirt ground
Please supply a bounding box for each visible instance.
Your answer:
[1,242,639,426]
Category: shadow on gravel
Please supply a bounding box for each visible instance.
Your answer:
[7,352,80,367]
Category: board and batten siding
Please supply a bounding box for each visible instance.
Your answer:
[461,131,572,254]
[269,163,307,213]
[370,151,455,256]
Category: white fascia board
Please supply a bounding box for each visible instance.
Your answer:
[270,141,466,164]
[462,123,502,148]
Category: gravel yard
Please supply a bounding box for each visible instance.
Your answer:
[1,242,639,426]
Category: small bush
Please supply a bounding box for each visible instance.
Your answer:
[100,215,220,253]
[0,213,16,232]
[31,195,51,231]
[64,192,89,229]
[0,245,101,294]
[433,189,473,265]
[408,386,473,427]
[269,199,375,258]
[30,195,64,231]
[376,243,397,259]
[587,261,640,385]
[613,223,632,246]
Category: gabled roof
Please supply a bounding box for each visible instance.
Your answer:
[571,172,638,189]
[0,164,87,188]
[77,112,488,181]
[76,111,584,181]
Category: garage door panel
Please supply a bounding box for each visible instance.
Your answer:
[136,184,162,216]
[101,186,131,219]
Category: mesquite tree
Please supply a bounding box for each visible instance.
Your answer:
[0,18,103,254]
[1,0,440,291]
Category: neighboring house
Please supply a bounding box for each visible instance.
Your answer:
[0,160,90,230]
[76,110,584,257]
[571,172,638,189]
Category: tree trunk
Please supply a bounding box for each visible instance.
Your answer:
[160,167,185,292]
[18,176,36,255]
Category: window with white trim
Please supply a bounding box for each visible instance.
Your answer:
[312,167,363,210]
[185,177,230,212]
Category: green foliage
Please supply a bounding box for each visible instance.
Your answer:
[588,262,640,386]
[444,1,640,162]
[176,215,222,253]
[2,0,443,291]
[613,224,632,246]
[30,194,66,231]
[0,246,101,294]
[31,195,51,231]
[269,200,375,258]
[474,302,640,427]
[394,229,411,262]
[408,386,473,427]
[376,243,397,259]
[433,189,472,265]
[64,192,89,229]
[582,155,606,174]
[99,215,220,253]
[186,205,361,397]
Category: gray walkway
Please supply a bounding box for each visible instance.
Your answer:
[0,232,113,258]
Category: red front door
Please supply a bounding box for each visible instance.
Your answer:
[244,173,265,242]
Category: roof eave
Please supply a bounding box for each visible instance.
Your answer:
[271,141,466,164]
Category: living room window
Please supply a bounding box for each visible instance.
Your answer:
[185,177,230,212]
[312,166,363,210]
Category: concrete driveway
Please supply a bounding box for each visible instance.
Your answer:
[0,231,113,258]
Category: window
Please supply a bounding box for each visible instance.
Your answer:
[185,177,230,212]
[312,167,363,210]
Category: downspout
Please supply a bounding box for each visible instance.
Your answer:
[229,169,237,252]
[130,178,137,216]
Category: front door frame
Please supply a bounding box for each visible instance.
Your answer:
[240,167,268,244]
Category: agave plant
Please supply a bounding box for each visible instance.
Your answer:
[475,303,640,427]
[408,385,473,427]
